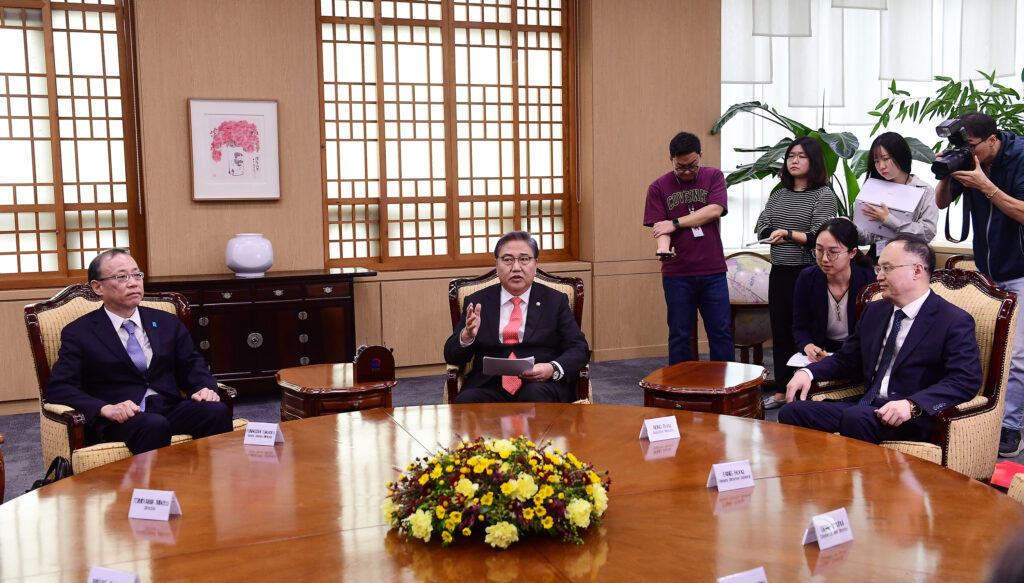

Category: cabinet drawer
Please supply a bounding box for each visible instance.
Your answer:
[306,282,351,298]
[256,285,304,301]
[203,288,253,304]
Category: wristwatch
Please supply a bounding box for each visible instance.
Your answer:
[671,218,680,228]
[551,363,563,381]
[909,401,922,418]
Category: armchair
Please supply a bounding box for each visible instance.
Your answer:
[25,284,246,475]
[808,268,1017,480]
[444,268,591,404]
[944,254,977,270]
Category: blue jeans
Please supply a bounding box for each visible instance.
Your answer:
[662,273,734,364]
[997,275,1024,431]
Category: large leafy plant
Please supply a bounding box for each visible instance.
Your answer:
[711,102,862,216]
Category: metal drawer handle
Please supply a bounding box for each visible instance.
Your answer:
[273,289,284,297]
[247,332,263,348]
[198,317,209,327]
[221,292,232,300]
[323,286,333,294]
[299,333,309,344]
[297,311,308,321]
[674,403,683,409]
[199,340,210,350]
[300,356,310,365]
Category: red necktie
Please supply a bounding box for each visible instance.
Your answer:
[502,297,523,394]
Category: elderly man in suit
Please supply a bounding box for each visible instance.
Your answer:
[779,234,982,443]
[46,248,232,454]
[444,231,590,403]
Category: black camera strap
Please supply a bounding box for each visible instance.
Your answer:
[944,183,971,243]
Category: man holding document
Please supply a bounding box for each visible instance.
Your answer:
[444,231,590,403]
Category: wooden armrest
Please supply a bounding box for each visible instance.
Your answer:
[935,395,994,422]
[41,401,86,426]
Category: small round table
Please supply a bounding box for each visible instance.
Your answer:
[639,361,768,419]
[276,362,396,420]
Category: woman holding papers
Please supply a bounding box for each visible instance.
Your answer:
[857,132,938,256]
[756,137,838,409]
[792,218,876,363]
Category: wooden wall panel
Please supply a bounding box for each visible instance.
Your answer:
[354,281,383,347]
[380,279,453,367]
[592,270,669,361]
[134,0,323,277]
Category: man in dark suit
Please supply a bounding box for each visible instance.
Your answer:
[444,231,590,403]
[779,234,982,443]
[47,249,232,454]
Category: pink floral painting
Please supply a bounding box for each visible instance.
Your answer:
[209,120,261,162]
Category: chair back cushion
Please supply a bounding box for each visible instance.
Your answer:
[448,268,584,329]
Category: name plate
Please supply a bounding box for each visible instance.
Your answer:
[638,415,680,442]
[244,422,285,446]
[801,507,854,550]
[717,566,768,583]
[88,566,140,583]
[706,460,755,492]
[127,488,181,522]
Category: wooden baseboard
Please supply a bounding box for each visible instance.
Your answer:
[0,399,38,415]
[396,364,448,378]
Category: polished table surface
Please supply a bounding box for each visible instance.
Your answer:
[1,404,1022,581]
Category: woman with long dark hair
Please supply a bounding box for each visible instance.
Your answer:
[793,218,876,362]
[859,132,938,254]
[755,136,838,409]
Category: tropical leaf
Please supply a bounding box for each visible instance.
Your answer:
[810,131,840,177]
[818,131,860,158]
[841,159,860,218]
[712,102,766,135]
[905,137,937,162]
[849,149,869,177]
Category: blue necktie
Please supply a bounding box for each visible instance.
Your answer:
[860,309,907,405]
[122,320,148,373]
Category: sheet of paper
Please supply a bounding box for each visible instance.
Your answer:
[853,178,923,238]
[787,352,812,368]
[482,356,535,376]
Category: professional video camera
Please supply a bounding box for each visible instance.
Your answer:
[931,118,976,180]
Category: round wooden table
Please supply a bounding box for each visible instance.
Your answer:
[276,362,396,420]
[0,404,1020,581]
[639,361,769,419]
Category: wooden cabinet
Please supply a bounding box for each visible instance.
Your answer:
[147,269,375,394]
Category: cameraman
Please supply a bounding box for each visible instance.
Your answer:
[936,112,1024,456]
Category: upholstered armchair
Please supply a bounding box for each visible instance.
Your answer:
[1009,474,1024,504]
[25,284,246,475]
[945,254,977,271]
[444,268,591,404]
[808,268,1017,480]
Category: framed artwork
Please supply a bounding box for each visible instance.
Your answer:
[188,99,280,201]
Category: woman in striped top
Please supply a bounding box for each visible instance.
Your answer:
[756,136,838,408]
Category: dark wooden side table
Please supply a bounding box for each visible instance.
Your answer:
[277,363,396,420]
[639,361,768,419]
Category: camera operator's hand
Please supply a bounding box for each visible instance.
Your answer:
[950,154,995,193]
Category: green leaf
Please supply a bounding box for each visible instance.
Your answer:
[842,159,860,219]
[905,137,936,164]
[849,149,869,177]
[732,146,773,153]
[711,101,765,135]
[810,131,840,178]
[818,131,859,158]
[874,98,889,110]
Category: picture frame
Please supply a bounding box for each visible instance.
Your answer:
[188,98,280,201]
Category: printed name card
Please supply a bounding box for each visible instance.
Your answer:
[801,507,854,550]
[127,488,181,521]
[717,566,768,583]
[88,566,141,583]
[243,422,285,446]
[706,460,755,492]
[638,416,680,442]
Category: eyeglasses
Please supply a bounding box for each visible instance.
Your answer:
[674,162,700,173]
[814,248,845,261]
[786,153,809,161]
[872,263,918,275]
[499,255,535,267]
[96,271,145,283]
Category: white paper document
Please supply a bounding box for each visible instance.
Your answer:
[482,356,535,376]
[853,178,923,239]
[786,352,812,368]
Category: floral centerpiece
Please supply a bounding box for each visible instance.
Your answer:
[209,120,261,162]
[384,436,610,549]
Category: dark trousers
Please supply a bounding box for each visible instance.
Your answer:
[95,393,232,454]
[662,273,734,364]
[454,381,574,404]
[778,398,933,444]
[768,264,808,392]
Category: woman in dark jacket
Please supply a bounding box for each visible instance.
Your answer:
[793,217,876,362]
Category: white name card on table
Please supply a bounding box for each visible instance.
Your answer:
[706,460,755,492]
[801,507,854,550]
[638,416,680,441]
[244,422,285,446]
[717,566,768,583]
[87,566,141,583]
[128,488,181,521]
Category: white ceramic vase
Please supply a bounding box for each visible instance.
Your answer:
[225,233,273,278]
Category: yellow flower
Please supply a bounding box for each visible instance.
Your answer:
[500,479,517,496]
[566,498,592,528]
[480,491,495,506]
[541,516,554,529]
[487,469,494,475]
[484,521,520,549]
[430,465,443,479]
[490,438,515,459]
[442,531,453,544]
[592,483,608,516]
[408,509,433,542]
[446,464,454,472]
[586,484,593,495]
[558,493,564,499]
[449,511,462,522]
[534,505,547,517]
[522,507,534,520]
[538,485,554,499]
[514,474,539,501]
[382,498,398,527]
[499,462,510,473]
[462,527,472,536]
[547,475,560,483]
[467,457,479,466]
[455,477,479,498]
[418,473,430,485]
[589,472,601,484]
[533,494,544,506]
[553,447,562,455]
[474,464,487,474]
[435,506,446,519]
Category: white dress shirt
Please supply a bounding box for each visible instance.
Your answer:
[876,290,930,399]
[104,307,157,402]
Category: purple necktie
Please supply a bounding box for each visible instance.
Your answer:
[121,320,148,373]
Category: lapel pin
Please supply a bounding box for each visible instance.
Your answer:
[535,301,540,306]
[151,322,157,327]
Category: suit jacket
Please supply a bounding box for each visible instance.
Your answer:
[46,305,218,424]
[792,263,876,353]
[443,283,590,391]
[806,291,981,416]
